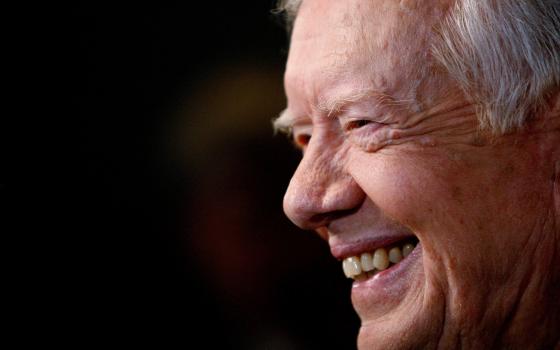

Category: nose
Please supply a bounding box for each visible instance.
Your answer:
[283,137,365,231]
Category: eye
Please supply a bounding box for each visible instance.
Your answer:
[291,124,313,150]
[294,133,311,149]
[344,119,371,132]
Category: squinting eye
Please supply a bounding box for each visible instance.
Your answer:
[294,133,311,148]
[344,120,371,131]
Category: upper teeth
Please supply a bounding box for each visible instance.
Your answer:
[342,242,416,280]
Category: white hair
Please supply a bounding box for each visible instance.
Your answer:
[276,0,560,133]
[433,0,560,133]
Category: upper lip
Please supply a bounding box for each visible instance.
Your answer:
[329,233,416,260]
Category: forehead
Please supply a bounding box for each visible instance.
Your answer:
[284,0,454,115]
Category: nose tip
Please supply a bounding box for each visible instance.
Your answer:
[283,184,327,230]
[282,160,366,231]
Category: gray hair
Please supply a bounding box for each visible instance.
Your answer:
[434,0,560,133]
[276,0,560,133]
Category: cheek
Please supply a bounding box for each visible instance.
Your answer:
[349,151,462,231]
[348,149,490,268]
[348,147,536,275]
[349,151,489,305]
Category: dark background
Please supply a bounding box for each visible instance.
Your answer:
[23,1,360,348]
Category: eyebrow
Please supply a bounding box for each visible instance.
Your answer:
[272,109,301,135]
[319,90,413,117]
[273,89,414,134]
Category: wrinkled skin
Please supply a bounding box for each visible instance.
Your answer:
[280,0,560,348]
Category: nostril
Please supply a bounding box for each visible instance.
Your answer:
[308,213,330,227]
[309,207,361,226]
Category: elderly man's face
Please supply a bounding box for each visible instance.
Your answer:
[281,0,559,348]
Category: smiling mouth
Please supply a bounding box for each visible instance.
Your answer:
[341,237,419,280]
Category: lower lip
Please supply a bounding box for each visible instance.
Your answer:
[351,242,423,307]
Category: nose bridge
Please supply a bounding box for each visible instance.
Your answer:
[283,137,361,229]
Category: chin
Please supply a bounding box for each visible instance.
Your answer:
[352,243,443,350]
